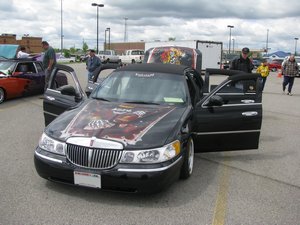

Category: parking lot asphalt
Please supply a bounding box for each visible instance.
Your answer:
[0,63,299,225]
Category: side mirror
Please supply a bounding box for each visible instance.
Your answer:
[59,85,77,96]
[206,95,224,106]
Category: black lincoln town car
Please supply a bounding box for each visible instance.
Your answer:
[34,62,262,193]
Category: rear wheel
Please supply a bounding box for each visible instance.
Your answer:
[180,137,194,179]
[0,88,5,104]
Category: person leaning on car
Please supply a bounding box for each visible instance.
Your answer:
[86,49,101,81]
[17,46,30,58]
[41,41,57,90]
[230,47,254,73]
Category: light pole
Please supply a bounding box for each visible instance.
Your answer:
[124,17,128,42]
[266,29,269,55]
[91,3,104,54]
[104,29,107,51]
[294,37,299,55]
[61,0,63,53]
[106,27,110,49]
[227,25,234,54]
[232,38,235,53]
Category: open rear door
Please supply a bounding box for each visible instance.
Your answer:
[193,69,262,152]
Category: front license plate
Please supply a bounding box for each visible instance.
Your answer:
[74,171,101,188]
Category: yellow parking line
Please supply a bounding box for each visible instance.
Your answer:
[212,164,230,225]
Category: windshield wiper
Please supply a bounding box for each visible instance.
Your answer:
[91,97,110,102]
[124,101,160,105]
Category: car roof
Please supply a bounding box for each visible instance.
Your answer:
[0,58,40,63]
[115,63,190,75]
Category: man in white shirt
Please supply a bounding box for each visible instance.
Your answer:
[17,46,30,58]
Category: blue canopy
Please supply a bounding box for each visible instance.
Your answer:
[0,44,19,59]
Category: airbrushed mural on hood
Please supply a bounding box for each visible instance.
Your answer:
[60,101,175,145]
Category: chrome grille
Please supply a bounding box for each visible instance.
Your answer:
[66,144,122,169]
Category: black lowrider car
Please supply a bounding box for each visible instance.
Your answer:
[34,63,262,193]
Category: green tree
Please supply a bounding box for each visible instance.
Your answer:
[82,42,89,52]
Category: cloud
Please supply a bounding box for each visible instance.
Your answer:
[1,0,300,53]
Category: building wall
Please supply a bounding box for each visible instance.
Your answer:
[107,42,145,55]
[17,37,43,53]
[0,34,43,53]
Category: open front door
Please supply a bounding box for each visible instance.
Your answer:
[43,64,86,126]
[192,69,262,152]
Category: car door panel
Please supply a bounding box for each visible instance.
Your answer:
[192,70,262,152]
[43,65,86,126]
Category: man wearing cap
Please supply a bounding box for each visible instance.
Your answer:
[230,47,254,73]
[86,49,101,81]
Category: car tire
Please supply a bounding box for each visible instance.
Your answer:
[131,59,136,64]
[0,88,5,104]
[180,136,194,179]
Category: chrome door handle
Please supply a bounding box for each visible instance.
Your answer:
[242,111,258,116]
[45,96,55,101]
[241,99,255,104]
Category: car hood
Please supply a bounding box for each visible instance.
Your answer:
[46,100,187,149]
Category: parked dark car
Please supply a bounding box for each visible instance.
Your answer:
[0,58,67,104]
[34,63,262,193]
[252,59,262,69]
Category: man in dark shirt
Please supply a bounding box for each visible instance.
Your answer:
[41,41,57,90]
[230,47,254,73]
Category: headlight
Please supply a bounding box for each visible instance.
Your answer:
[39,133,66,155]
[120,140,181,164]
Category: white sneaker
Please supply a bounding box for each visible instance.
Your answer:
[287,92,293,96]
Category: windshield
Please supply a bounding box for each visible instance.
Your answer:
[131,50,144,55]
[0,61,16,74]
[91,70,187,105]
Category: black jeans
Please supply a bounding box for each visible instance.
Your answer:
[282,76,295,93]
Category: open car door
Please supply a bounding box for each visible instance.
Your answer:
[43,64,86,126]
[85,63,119,96]
[192,69,262,152]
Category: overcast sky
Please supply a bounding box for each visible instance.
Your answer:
[1,0,300,53]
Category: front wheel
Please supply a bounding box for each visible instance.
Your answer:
[0,88,5,104]
[180,137,194,179]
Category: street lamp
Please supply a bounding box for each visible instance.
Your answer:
[104,29,107,51]
[294,37,299,55]
[61,0,63,53]
[124,17,128,42]
[266,29,269,55]
[91,3,104,54]
[106,27,110,50]
[227,25,234,54]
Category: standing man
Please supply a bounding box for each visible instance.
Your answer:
[86,49,101,81]
[230,47,254,73]
[282,54,299,96]
[41,41,56,90]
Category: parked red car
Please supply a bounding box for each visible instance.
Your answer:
[0,59,67,104]
[268,59,283,72]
